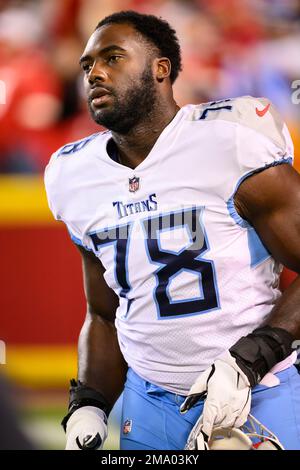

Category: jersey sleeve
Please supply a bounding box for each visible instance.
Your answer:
[218,96,294,227]
[202,96,295,205]
[44,151,60,221]
[44,150,86,247]
[234,96,294,177]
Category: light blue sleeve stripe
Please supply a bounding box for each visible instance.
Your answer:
[68,230,93,251]
[226,156,293,229]
[247,227,270,268]
[227,157,293,267]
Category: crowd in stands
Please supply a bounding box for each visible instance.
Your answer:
[0,0,299,172]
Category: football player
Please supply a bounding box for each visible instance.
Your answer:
[45,11,300,450]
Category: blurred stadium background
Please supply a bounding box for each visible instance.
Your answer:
[0,0,299,450]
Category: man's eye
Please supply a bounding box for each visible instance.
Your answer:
[107,55,121,64]
[82,64,91,73]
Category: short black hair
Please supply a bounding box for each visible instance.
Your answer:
[95,10,182,84]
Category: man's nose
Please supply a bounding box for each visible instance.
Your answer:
[88,61,108,85]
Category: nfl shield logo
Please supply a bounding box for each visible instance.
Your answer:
[123,419,132,434]
[129,176,140,192]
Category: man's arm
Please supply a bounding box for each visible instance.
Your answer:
[235,162,300,338]
[76,245,127,405]
[181,162,300,446]
[63,245,127,450]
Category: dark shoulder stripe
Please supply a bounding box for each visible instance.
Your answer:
[57,132,101,157]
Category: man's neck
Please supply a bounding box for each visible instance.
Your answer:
[111,100,180,169]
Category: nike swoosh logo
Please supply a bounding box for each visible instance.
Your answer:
[256,103,270,117]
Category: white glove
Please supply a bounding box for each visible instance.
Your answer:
[65,406,108,450]
[181,351,251,447]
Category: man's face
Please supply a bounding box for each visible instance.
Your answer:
[80,23,158,134]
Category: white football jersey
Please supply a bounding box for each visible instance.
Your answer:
[45,96,294,394]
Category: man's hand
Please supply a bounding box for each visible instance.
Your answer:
[180,351,251,441]
[65,406,108,450]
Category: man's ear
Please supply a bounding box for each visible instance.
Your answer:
[154,57,171,82]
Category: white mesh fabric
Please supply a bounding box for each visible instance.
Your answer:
[45,97,293,394]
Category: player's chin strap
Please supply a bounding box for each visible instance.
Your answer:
[61,379,112,432]
[229,325,294,387]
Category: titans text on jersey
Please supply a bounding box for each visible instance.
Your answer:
[113,193,158,219]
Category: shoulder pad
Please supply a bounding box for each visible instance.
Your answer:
[190,96,288,152]
[56,132,101,157]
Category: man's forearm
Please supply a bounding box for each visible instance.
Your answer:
[263,275,300,339]
[227,275,300,387]
[78,312,128,407]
